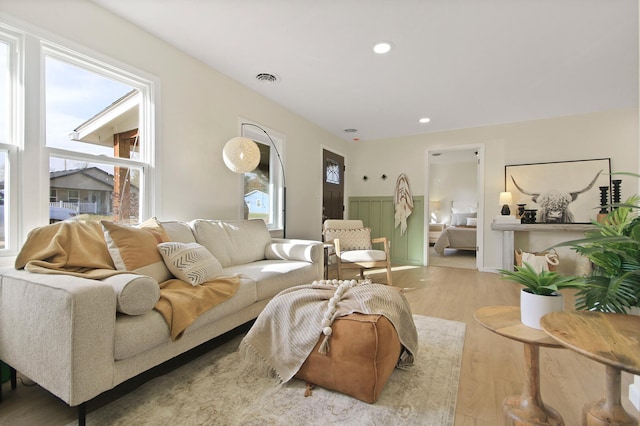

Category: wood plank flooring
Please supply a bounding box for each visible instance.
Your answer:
[1,265,638,425]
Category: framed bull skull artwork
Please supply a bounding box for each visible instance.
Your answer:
[505,158,611,224]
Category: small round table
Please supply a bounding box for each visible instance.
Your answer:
[541,311,640,426]
[474,306,565,425]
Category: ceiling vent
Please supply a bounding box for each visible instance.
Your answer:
[255,73,278,83]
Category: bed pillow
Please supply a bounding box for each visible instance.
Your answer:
[451,212,476,226]
[102,219,172,283]
[466,217,478,227]
[157,242,223,286]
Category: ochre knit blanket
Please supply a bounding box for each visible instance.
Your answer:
[155,277,240,341]
[14,221,122,279]
[240,282,418,383]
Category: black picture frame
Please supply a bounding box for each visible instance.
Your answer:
[505,158,611,224]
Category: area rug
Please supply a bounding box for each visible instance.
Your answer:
[69,315,466,426]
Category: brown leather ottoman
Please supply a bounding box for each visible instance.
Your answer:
[295,313,402,403]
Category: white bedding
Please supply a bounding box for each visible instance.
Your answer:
[434,226,477,254]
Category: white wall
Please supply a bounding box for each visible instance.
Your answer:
[349,109,639,271]
[0,0,349,241]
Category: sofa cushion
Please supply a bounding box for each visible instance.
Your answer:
[101,273,160,315]
[114,276,257,360]
[161,221,197,244]
[223,260,320,301]
[190,219,271,268]
[157,242,223,286]
[101,219,172,283]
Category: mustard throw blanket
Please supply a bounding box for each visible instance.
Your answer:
[155,277,240,341]
[240,282,418,383]
[15,221,122,279]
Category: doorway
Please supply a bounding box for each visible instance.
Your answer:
[322,149,345,224]
[426,146,484,270]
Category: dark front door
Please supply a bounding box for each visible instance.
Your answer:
[322,149,345,226]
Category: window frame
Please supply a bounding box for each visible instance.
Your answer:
[241,122,285,234]
[0,26,23,255]
[0,20,160,261]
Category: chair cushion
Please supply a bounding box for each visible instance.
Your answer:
[339,249,387,263]
[324,228,372,251]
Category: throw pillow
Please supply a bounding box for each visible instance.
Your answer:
[466,217,478,227]
[157,242,223,286]
[324,228,373,251]
[101,219,172,283]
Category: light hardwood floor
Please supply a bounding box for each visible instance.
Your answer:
[1,265,638,425]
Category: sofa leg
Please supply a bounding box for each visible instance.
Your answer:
[78,403,86,426]
[10,366,16,390]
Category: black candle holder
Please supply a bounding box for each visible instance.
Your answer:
[612,179,622,209]
[598,186,609,214]
[521,209,538,224]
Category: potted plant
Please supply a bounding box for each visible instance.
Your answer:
[554,181,640,313]
[499,262,584,329]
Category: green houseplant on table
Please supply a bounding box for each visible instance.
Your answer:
[554,184,640,314]
[499,262,584,329]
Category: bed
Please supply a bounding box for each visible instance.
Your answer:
[433,201,477,255]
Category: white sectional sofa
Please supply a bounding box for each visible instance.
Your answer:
[0,219,323,425]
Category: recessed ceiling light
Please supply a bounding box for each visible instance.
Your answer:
[419,117,431,124]
[373,42,392,54]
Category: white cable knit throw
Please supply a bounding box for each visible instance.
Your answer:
[239,281,418,384]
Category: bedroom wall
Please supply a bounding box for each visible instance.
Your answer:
[428,161,477,225]
[348,108,639,271]
[0,0,348,242]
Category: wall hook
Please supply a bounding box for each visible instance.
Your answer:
[363,176,368,181]
[381,174,387,180]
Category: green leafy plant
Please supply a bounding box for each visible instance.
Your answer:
[499,262,584,296]
[554,185,640,313]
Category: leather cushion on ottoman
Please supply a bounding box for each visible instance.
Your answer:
[295,313,401,403]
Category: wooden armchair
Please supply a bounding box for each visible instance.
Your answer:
[323,219,392,285]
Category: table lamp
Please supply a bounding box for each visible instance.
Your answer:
[499,192,512,215]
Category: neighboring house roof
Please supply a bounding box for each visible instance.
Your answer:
[69,89,140,149]
[49,167,138,192]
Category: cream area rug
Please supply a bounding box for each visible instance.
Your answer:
[68,315,466,426]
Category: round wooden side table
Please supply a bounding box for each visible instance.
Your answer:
[541,310,640,426]
[474,305,565,426]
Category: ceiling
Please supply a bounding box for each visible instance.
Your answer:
[90,0,638,142]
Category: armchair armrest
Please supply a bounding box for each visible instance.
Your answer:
[371,237,391,255]
[0,268,116,406]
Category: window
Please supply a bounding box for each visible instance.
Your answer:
[241,124,285,232]
[325,159,340,184]
[0,21,157,258]
[43,46,154,224]
[0,27,20,254]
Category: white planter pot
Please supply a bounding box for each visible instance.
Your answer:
[520,288,564,330]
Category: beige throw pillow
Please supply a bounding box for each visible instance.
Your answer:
[157,242,223,286]
[101,219,172,283]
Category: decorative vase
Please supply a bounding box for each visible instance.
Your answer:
[520,288,564,330]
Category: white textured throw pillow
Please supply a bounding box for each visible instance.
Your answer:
[324,228,373,251]
[157,242,223,286]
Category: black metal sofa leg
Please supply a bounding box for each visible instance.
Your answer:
[78,402,86,426]
[0,365,17,402]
